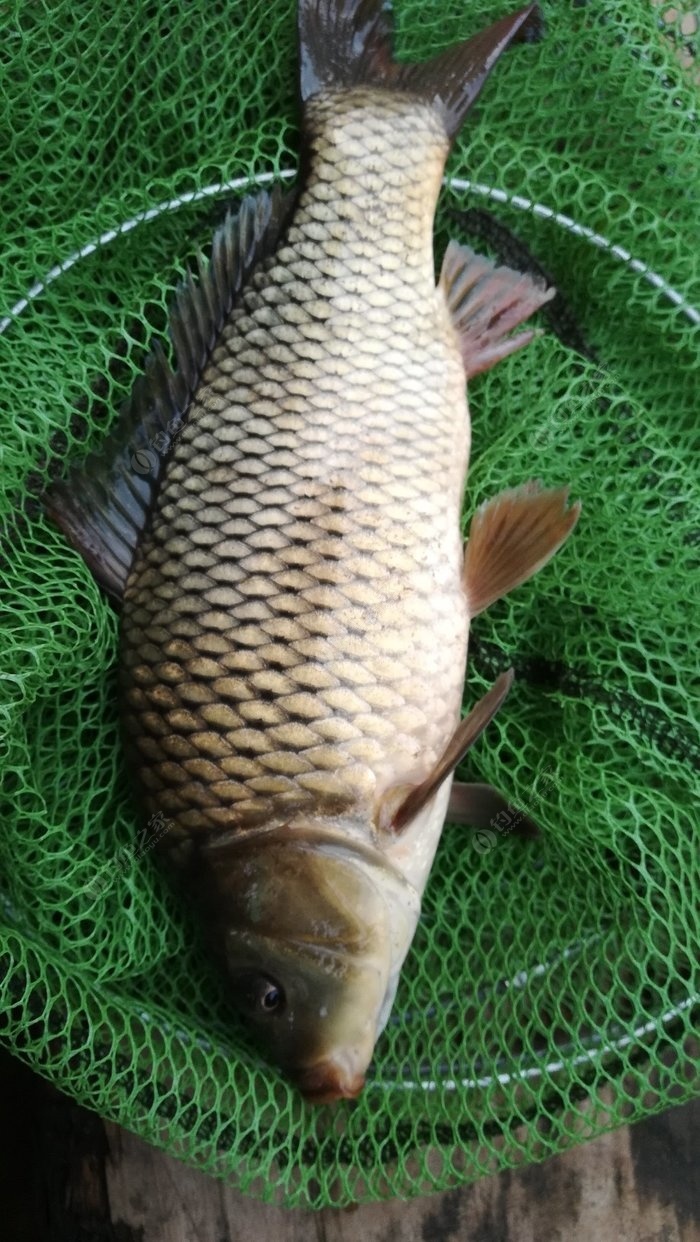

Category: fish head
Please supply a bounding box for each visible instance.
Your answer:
[205,824,420,1102]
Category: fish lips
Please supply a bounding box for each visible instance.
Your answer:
[295,1059,366,1104]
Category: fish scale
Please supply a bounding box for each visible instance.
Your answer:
[122,92,470,839]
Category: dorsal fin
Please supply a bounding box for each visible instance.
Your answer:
[42,185,295,604]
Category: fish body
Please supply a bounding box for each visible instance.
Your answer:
[45,0,579,1101]
[122,88,467,868]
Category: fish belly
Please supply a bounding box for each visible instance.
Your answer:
[120,91,470,841]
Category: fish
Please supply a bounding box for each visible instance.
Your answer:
[44,0,580,1103]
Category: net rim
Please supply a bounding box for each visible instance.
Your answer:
[2,166,697,1107]
[2,170,698,337]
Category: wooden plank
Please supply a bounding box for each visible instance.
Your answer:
[102,1106,700,1242]
[1,1050,698,1242]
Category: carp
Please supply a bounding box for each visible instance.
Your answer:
[46,0,579,1102]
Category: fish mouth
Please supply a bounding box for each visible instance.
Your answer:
[296,1059,366,1104]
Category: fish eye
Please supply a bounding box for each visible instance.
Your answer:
[236,972,286,1016]
[260,981,283,1013]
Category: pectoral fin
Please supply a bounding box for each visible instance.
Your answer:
[464,481,580,618]
[447,781,539,838]
[385,670,514,833]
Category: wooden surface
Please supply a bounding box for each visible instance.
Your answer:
[1,1049,698,1242]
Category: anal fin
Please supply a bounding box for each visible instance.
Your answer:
[464,482,580,618]
[439,240,555,378]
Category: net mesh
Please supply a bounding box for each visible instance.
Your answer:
[1,0,698,1209]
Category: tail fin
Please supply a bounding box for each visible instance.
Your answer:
[299,0,542,137]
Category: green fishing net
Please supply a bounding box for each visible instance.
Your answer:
[1,0,698,1209]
